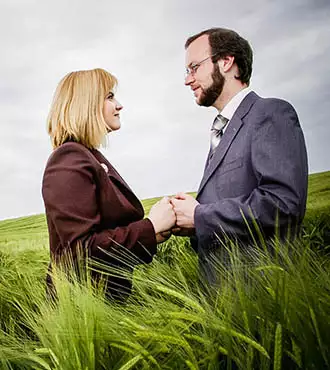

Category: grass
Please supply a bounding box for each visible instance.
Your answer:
[0,171,329,369]
[305,171,330,220]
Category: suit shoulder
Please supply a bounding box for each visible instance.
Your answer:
[47,142,95,165]
[254,96,297,113]
[251,96,299,127]
[42,143,102,193]
[44,143,102,181]
[51,142,91,157]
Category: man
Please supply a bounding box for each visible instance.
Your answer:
[171,28,308,282]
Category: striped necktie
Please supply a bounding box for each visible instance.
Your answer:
[210,114,229,154]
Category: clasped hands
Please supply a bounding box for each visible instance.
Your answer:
[148,193,199,243]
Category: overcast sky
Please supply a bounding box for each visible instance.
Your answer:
[0,0,329,220]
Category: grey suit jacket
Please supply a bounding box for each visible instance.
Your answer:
[192,91,308,275]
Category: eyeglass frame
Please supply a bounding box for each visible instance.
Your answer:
[185,53,220,78]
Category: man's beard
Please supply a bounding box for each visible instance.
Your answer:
[198,64,225,107]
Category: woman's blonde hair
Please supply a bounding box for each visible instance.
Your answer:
[47,68,117,149]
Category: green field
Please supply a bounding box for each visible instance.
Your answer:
[1,169,329,242]
[1,171,329,248]
[0,171,329,369]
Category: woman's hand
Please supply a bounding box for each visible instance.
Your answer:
[148,197,176,234]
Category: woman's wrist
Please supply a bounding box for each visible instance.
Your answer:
[147,217,160,234]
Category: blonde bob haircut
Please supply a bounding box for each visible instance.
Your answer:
[47,68,117,149]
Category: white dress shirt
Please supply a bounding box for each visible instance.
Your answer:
[219,87,252,134]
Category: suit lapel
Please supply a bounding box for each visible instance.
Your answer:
[197,91,259,197]
[92,150,134,193]
[197,116,243,196]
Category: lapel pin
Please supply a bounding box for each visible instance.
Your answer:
[100,163,109,173]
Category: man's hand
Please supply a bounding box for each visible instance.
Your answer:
[156,230,172,244]
[170,192,199,229]
[171,227,195,237]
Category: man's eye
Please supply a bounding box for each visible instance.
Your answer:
[191,64,199,72]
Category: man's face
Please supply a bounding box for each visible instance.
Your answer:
[185,35,225,107]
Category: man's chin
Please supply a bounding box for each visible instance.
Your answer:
[195,92,212,107]
[195,94,203,106]
[196,96,208,107]
[197,93,218,107]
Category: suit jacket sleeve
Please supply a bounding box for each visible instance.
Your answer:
[42,144,157,263]
[194,99,308,243]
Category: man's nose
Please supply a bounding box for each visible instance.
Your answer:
[184,73,194,86]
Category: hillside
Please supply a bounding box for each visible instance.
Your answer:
[0,171,329,242]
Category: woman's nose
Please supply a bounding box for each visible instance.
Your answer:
[116,100,123,111]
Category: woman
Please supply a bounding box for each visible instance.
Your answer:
[42,68,176,300]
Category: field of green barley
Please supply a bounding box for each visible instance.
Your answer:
[0,171,329,369]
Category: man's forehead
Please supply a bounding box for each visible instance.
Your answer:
[185,35,210,64]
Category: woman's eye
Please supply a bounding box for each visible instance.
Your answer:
[107,93,114,100]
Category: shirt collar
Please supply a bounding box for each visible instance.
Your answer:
[220,87,251,121]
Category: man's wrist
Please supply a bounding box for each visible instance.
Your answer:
[193,203,202,231]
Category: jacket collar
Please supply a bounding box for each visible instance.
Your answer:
[197,91,259,197]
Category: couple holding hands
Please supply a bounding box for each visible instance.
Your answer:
[42,27,308,299]
[150,193,197,243]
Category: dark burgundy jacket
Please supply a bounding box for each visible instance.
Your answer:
[42,141,157,298]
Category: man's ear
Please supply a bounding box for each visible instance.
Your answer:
[223,55,235,72]
[218,55,235,73]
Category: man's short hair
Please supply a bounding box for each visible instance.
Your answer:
[185,28,253,85]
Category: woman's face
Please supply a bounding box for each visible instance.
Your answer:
[103,91,123,131]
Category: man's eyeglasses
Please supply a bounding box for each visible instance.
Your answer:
[185,53,219,78]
